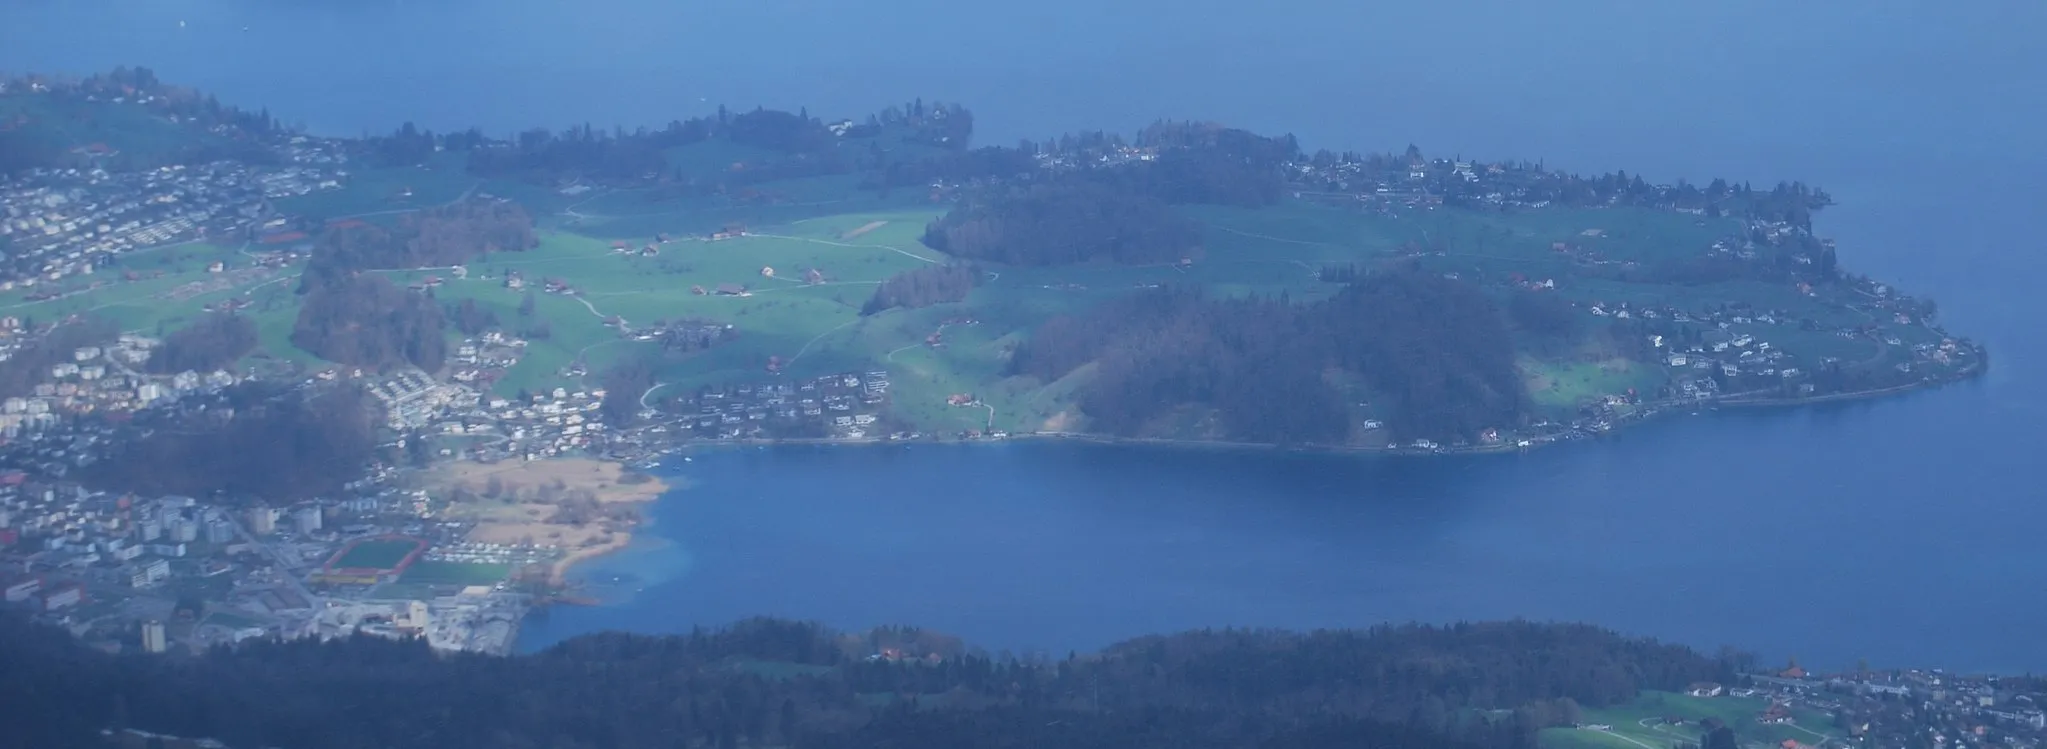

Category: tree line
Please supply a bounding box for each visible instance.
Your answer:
[81,382,378,504]
[286,199,536,372]
[299,199,536,284]
[1011,267,1528,443]
[291,274,447,372]
[923,181,1202,266]
[145,312,258,374]
[0,613,1736,749]
[862,263,981,314]
[1305,145,1835,230]
[360,99,974,189]
[915,123,1297,267]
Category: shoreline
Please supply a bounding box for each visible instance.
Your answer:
[415,457,667,586]
[654,355,1986,460]
[517,358,1984,621]
[549,532,636,586]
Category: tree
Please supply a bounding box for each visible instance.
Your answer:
[291,274,447,371]
[924,181,1201,266]
[862,264,980,314]
[84,383,379,503]
[1011,269,1527,443]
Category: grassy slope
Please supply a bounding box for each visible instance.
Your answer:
[0,241,295,331]
[1540,691,1839,749]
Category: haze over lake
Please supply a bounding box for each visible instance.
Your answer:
[9,0,2042,672]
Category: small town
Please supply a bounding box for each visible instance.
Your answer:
[1558,666,2047,749]
[0,326,904,658]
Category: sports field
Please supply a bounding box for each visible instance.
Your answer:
[329,538,426,572]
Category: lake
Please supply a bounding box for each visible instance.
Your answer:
[6,0,2042,673]
[517,385,2038,673]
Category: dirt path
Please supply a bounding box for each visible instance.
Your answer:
[840,220,888,239]
[786,317,861,367]
[885,321,956,362]
[639,382,667,409]
[1211,224,1342,248]
[748,232,942,264]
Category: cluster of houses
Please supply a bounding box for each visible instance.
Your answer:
[664,371,893,440]
[364,369,474,431]
[0,436,539,657]
[322,361,613,462]
[1686,668,2047,749]
[453,386,609,462]
[0,333,247,439]
[1,483,260,613]
[443,332,529,389]
[0,150,343,288]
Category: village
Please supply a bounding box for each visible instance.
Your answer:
[0,310,909,660]
[0,138,347,289]
[1563,666,2047,749]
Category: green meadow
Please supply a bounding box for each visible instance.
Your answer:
[331,539,421,570]
[25,147,1940,435]
[1539,691,1839,749]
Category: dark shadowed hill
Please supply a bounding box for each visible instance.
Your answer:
[0,614,1734,749]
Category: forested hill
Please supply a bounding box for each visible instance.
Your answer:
[0,615,1735,749]
[1011,268,1527,443]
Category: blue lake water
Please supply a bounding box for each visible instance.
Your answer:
[517,388,2039,673]
[6,0,2043,672]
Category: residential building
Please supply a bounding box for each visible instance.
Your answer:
[140,620,167,654]
[40,584,82,611]
[247,506,275,536]
[293,506,322,535]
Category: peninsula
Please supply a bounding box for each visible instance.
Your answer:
[0,67,2017,749]
[0,69,1982,466]
[0,69,1986,655]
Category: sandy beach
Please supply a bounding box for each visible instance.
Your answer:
[421,458,668,583]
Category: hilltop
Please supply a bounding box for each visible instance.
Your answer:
[0,73,1984,457]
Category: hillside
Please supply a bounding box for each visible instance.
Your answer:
[0,68,278,173]
[0,83,1983,451]
[0,613,1732,749]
